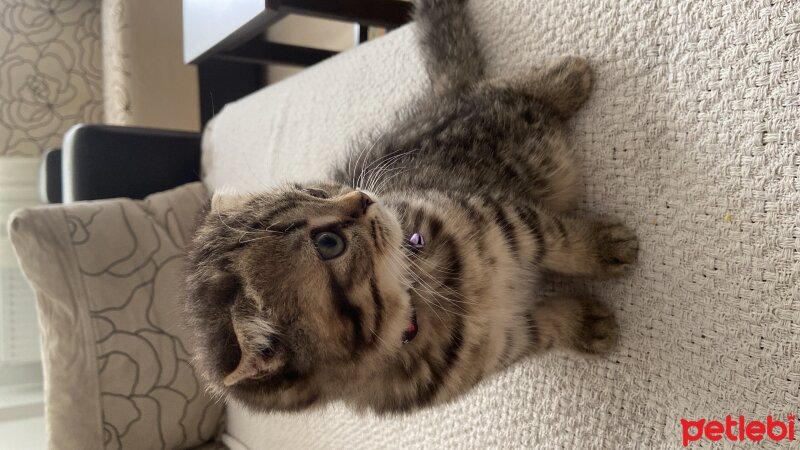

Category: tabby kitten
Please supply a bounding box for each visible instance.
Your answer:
[184,0,638,414]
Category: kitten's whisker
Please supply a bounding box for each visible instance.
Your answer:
[374,166,412,195]
[395,271,454,323]
[356,134,383,189]
[347,133,369,189]
[407,284,449,325]
[352,137,374,189]
[400,247,469,286]
[399,252,475,306]
[409,281,472,317]
[406,274,473,310]
[369,167,406,196]
[231,215,273,234]
[236,235,278,244]
[407,257,462,276]
[403,249,463,276]
[389,252,473,314]
[368,149,418,190]
[361,147,415,185]
[360,151,395,190]
[386,252,464,320]
[216,211,260,236]
[215,211,295,245]
[358,131,383,176]
[372,148,418,183]
[362,148,418,193]
[404,226,484,277]
[367,323,392,350]
[386,251,448,322]
[234,221,294,243]
[363,153,411,193]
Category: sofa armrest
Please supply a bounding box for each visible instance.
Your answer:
[40,148,63,203]
[60,124,201,203]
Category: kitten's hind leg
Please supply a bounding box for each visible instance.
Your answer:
[528,297,618,355]
[517,206,639,278]
[541,214,638,278]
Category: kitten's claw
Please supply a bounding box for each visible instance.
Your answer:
[575,299,618,354]
[593,221,639,277]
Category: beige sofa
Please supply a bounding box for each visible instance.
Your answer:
[9,0,800,448]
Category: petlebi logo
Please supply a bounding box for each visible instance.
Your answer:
[681,415,796,447]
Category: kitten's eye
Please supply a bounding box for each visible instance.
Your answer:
[303,188,328,199]
[313,231,346,260]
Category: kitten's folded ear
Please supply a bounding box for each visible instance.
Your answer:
[223,347,285,387]
[223,315,285,386]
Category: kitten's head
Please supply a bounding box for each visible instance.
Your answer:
[183,182,411,411]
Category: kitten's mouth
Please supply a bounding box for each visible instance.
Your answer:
[402,305,418,344]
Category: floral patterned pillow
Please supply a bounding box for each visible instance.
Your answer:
[8,182,224,450]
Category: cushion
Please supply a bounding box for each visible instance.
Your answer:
[8,182,224,449]
[202,0,800,447]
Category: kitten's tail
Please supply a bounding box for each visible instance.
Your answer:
[414,0,485,95]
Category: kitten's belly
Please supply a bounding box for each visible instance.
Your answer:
[480,263,539,374]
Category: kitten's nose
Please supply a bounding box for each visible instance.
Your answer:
[339,191,374,218]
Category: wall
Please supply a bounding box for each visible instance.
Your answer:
[0,0,103,389]
[266,16,355,84]
[102,0,200,131]
[0,0,104,367]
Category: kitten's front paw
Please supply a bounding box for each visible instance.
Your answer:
[575,299,618,354]
[593,221,639,278]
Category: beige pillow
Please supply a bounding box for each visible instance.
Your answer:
[8,182,224,450]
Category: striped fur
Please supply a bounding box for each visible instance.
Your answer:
[183,0,638,414]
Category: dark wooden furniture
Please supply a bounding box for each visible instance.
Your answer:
[182,0,413,126]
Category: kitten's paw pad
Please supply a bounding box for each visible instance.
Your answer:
[575,300,618,354]
[593,222,639,277]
